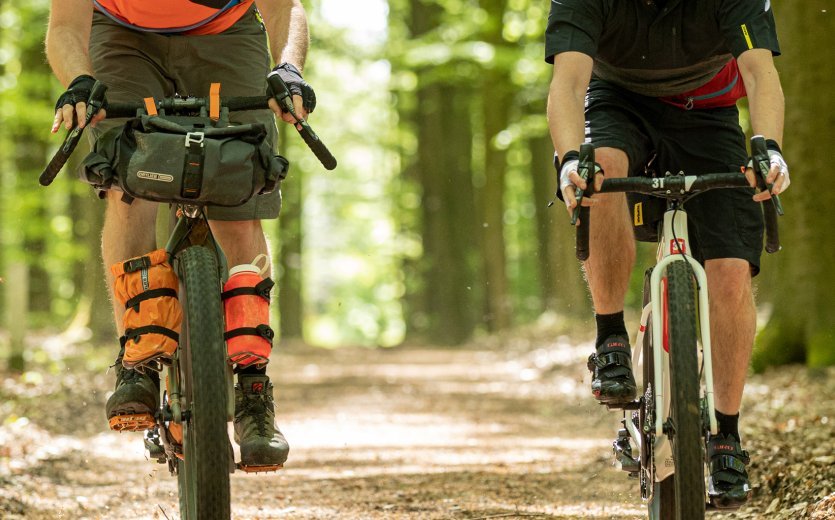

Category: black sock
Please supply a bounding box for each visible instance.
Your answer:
[595,311,628,347]
[715,410,740,441]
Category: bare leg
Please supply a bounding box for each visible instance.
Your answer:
[101,192,158,335]
[706,258,756,415]
[208,220,271,275]
[584,148,635,314]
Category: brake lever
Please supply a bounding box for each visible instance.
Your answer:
[266,72,337,171]
[571,143,596,225]
[750,135,784,216]
[40,81,108,186]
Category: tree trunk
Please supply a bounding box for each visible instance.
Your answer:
[478,0,512,331]
[277,127,304,339]
[754,2,835,369]
[408,0,479,345]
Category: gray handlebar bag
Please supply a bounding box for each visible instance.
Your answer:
[79,114,289,206]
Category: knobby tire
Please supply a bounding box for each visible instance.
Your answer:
[642,268,677,520]
[666,261,705,519]
[178,246,230,520]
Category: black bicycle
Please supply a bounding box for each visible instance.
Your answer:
[41,75,335,520]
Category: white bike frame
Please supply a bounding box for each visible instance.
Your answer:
[626,205,719,483]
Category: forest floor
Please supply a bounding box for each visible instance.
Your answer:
[1,330,834,519]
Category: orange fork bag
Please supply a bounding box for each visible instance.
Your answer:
[111,249,182,369]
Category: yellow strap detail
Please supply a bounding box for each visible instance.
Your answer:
[634,202,644,227]
[741,24,753,50]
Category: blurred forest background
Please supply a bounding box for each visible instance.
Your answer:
[0,0,832,370]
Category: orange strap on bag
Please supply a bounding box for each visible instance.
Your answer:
[209,82,221,121]
[143,97,158,116]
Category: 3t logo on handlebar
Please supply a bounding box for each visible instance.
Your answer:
[652,178,665,189]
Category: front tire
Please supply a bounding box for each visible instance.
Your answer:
[177,246,230,520]
[666,261,705,519]
[642,268,677,520]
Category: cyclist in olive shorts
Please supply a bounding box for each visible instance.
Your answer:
[46,0,316,469]
[545,0,791,509]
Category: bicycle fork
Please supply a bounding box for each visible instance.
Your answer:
[613,209,720,480]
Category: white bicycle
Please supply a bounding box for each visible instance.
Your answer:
[569,137,782,519]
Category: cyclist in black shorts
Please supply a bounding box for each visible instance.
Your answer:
[545,0,791,509]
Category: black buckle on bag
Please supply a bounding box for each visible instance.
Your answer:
[182,131,205,198]
[123,256,151,273]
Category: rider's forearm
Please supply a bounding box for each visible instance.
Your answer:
[260,0,309,70]
[547,84,586,160]
[739,50,785,146]
[547,53,593,160]
[45,2,94,86]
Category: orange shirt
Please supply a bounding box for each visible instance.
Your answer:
[93,0,254,35]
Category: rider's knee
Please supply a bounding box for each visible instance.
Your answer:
[596,147,629,179]
[209,219,263,237]
[706,259,752,299]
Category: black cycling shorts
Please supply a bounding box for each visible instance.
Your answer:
[585,78,764,275]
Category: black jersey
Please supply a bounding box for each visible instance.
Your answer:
[545,0,780,97]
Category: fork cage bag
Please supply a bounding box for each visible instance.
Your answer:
[79,114,289,206]
[111,249,182,356]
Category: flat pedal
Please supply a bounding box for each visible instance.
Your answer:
[236,463,283,474]
[109,413,156,432]
[604,399,642,411]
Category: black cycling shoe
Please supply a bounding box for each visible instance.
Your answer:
[707,434,752,509]
[106,349,160,432]
[587,335,637,406]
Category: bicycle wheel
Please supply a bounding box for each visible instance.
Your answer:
[642,268,677,520]
[177,245,230,520]
[666,260,705,519]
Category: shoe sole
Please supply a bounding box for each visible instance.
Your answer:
[237,463,283,474]
[593,391,638,408]
[109,412,156,432]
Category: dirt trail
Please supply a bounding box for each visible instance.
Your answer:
[1,337,833,519]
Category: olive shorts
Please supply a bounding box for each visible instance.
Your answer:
[88,7,281,220]
[585,78,764,275]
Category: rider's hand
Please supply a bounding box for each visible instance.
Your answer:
[745,140,790,202]
[559,150,603,221]
[52,74,107,133]
[266,62,316,126]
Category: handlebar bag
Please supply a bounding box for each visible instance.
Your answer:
[79,114,289,206]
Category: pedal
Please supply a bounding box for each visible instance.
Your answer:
[236,463,283,474]
[604,399,641,411]
[109,413,156,432]
[143,428,166,464]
